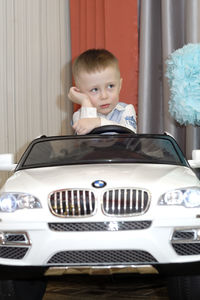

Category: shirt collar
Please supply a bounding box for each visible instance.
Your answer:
[98,102,125,118]
[114,102,126,111]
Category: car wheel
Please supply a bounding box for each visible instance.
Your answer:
[167,275,200,300]
[0,279,47,300]
[0,280,16,299]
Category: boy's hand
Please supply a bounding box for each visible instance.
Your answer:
[68,87,93,107]
[73,118,101,135]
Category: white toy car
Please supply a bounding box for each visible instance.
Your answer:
[1,125,200,299]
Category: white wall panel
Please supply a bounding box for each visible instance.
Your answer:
[0,0,72,187]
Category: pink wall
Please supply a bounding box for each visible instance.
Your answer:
[70,0,138,111]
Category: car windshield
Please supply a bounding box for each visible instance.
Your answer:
[17,135,187,169]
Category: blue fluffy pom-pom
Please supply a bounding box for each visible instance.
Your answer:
[166,43,200,126]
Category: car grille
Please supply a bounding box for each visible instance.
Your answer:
[172,230,195,240]
[47,249,157,265]
[49,189,96,217]
[0,232,30,246]
[49,188,151,218]
[172,243,200,256]
[103,189,150,216]
[0,246,28,259]
[5,235,25,242]
[48,220,152,231]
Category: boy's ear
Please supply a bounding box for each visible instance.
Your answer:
[119,78,123,91]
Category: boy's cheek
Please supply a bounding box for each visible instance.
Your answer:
[88,97,98,107]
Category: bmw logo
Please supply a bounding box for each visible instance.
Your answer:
[92,180,106,188]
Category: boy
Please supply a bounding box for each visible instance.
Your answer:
[68,49,137,135]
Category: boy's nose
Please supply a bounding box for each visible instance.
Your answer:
[100,89,108,99]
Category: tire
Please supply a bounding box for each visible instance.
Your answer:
[0,280,16,299]
[0,279,47,300]
[167,275,200,300]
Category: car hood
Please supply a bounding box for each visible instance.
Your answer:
[2,163,199,194]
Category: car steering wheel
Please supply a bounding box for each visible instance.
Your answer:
[88,125,135,135]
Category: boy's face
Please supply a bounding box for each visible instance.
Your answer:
[76,66,122,115]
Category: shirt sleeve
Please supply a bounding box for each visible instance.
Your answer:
[100,104,137,133]
[72,107,98,125]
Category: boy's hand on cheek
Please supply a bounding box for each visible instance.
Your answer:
[68,87,93,107]
[73,118,101,135]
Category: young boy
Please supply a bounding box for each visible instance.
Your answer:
[68,49,137,135]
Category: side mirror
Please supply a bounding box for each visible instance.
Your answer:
[0,154,17,171]
[188,150,200,168]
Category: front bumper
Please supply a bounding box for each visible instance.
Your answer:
[1,261,200,280]
[1,214,200,278]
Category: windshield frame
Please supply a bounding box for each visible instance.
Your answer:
[15,133,189,171]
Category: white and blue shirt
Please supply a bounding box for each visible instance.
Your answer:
[72,102,137,133]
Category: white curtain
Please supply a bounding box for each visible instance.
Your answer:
[138,0,200,159]
[0,0,72,187]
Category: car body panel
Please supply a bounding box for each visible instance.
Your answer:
[1,130,200,277]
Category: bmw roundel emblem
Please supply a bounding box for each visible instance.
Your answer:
[92,180,106,188]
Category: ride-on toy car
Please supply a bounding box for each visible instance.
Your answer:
[1,125,200,299]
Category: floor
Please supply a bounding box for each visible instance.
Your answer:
[43,274,169,300]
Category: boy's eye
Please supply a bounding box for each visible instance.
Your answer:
[90,88,98,93]
[108,84,114,89]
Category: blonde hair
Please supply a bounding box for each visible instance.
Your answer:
[72,49,120,83]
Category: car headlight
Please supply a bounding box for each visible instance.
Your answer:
[0,193,42,212]
[158,187,200,208]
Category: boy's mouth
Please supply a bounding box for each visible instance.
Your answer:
[100,104,110,109]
